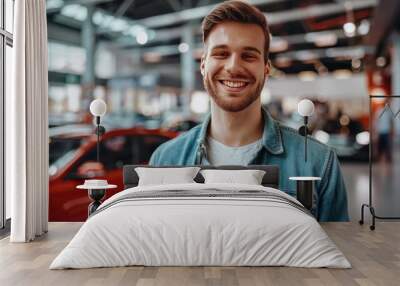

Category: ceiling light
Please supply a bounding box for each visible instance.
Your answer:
[333,69,352,79]
[351,58,361,69]
[295,51,318,61]
[376,57,386,67]
[326,47,364,59]
[270,68,286,79]
[136,30,148,45]
[92,11,104,26]
[356,131,369,145]
[178,42,189,53]
[270,37,289,52]
[110,19,128,32]
[343,22,356,37]
[298,71,317,81]
[274,56,291,68]
[47,0,64,10]
[358,19,370,36]
[143,52,162,63]
[61,4,87,21]
[305,32,337,47]
[130,25,143,33]
[97,13,114,29]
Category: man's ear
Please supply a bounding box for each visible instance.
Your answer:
[200,54,205,77]
[264,59,271,77]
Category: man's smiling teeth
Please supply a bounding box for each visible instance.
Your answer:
[222,80,247,88]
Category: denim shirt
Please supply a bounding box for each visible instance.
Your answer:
[149,108,349,222]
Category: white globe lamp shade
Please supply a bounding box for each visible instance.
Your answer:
[90,99,107,117]
[298,99,314,117]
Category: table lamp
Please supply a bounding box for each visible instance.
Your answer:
[297,99,315,162]
[291,99,319,212]
[89,99,107,162]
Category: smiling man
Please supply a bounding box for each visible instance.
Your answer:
[150,0,349,222]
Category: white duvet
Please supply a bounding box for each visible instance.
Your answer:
[50,183,351,269]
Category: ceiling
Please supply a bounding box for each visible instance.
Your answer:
[46,0,379,76]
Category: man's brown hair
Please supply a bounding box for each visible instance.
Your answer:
[202,0,270,62]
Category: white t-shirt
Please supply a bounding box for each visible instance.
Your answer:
[202,136,263,165]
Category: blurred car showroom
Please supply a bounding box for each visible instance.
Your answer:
[3,0,400,222]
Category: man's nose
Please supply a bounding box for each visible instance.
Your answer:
[225,54,242,74]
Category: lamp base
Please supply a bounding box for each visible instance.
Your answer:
[296,180,313,210]
[289,177,321,210]
[87,189,106,216]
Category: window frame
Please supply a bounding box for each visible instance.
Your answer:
[0,0,14,231]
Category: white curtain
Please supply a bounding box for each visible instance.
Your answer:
[7,0,49,242]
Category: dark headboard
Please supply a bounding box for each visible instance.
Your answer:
[123,165,280,189]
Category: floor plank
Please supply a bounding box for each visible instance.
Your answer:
[0,222,399,286]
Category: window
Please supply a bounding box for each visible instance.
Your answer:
[5,0,13,33]
[1,0,14,230]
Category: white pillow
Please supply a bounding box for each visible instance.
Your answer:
[135,167,201,186]
[200,169,266,185]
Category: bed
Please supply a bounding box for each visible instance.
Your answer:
[50,165,350,269]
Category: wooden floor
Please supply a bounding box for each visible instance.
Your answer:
[0,222,399,286]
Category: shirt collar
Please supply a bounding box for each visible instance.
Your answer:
[197,107,284,155]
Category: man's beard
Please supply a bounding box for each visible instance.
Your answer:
[203,74,265,112]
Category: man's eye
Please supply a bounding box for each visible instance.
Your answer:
[243,54,257,60]
[212,52,228,58]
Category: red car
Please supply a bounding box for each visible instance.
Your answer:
[49,128,178,222]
